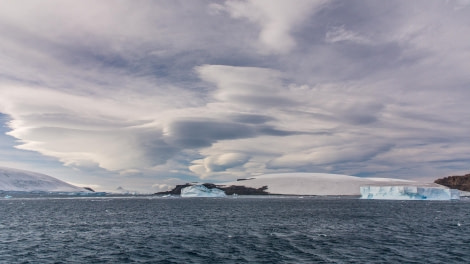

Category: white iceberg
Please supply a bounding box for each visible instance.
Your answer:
[360,186,460,200]
[220,173,423,196]
[180,185,226,197]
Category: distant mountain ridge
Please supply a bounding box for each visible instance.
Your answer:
[435,174,470,191]
[0,167,86,192]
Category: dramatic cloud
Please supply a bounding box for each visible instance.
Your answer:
[211,0,328,53]
[0,0,469,191]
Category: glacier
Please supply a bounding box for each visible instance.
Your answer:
[0,167,107,196]
[360,186,460,200]
[0,166,89,193]
[180,185,226,198]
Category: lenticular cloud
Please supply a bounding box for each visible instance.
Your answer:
[1,0,470,186]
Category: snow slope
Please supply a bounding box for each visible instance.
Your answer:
[0,167,87,192]
[221,173,444,196]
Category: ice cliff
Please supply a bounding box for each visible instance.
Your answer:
[180,185,226,197]
[360,186,460,200]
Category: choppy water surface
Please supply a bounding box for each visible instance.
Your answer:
[0,196,469,263]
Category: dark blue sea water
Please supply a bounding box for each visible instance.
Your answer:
[0,196,469,263]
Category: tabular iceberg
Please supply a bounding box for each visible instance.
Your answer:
[360,186,460,200]
[181,185,226,198]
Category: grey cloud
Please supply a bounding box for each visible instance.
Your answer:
[231,114,276,124]
[257,126,301,137]
[286,101,385,126]
[339,102,385,125]
[137,132,180,167]
[166,119,305,148]
[306,106,383,126]
[344,115,378,125]
[0,0,267,91]
[205,153,250,173]
[285,1,445,83]
[230,95,296,108]
[166,120,257,148]
[266,143,394,170]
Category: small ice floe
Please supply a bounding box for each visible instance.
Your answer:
[318,234,328,237]
[4,195,12,199]
[457,222,462,227]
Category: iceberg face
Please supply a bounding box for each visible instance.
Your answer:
[360,186,460,200]
[181,185,226,198]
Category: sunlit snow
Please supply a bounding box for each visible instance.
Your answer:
[221,173,442,196]
[0,167,88,192]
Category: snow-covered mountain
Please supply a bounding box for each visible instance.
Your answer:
[0,167,87,192]
[221,173,443,196]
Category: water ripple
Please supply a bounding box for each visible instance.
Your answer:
[0,197,469,263]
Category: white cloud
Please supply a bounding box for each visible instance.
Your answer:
[151,177,187,192]
[196,64,288,108]
[0,85,182,172]
[205,153,249,171]
[213,0,328,54]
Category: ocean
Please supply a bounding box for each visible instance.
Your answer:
[0,196,469,263]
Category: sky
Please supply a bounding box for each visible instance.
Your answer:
[1,0,470,193]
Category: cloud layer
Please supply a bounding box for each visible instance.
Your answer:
[1,0,470,191]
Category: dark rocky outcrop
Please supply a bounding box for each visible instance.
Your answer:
[219,185,269,195]
[154,183,269,195]
[236,178,255,181]
[435,174,470,191]
[154,184,193,195]
[83,187,95,192]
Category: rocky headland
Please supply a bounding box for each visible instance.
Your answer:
[154,183,269,196]
[435,174,470,191]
